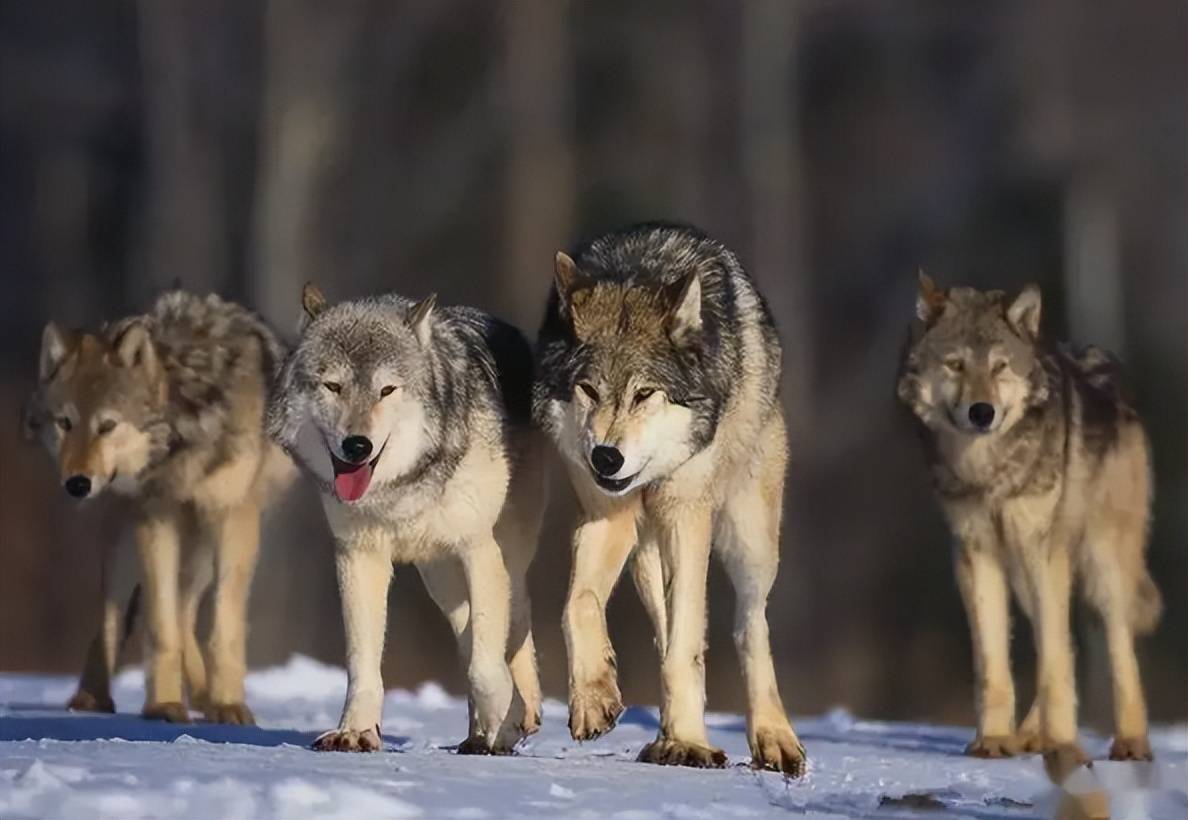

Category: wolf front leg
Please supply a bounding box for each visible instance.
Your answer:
[314,532,394,752]
[135,511,188,723]
[639,505,726,769]
[953,537,1018,757]
[563,501,639,741]
[201,501,261,725]
[70,535,140,713]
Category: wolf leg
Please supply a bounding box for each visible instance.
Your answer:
[70,535,140,713]
[135,511,188,723]
[418,558,477,740]
[314,533,393,752]
[200,501,260,725]
[507,560,542,736]
[178,538,214,715]
[564,502,638,741]
[638,506,725,769]
[1024,545,1084,761]
[458,534,519,754]
[717,470,806,775]
[630,535,667,658]
[953,540,1017,756]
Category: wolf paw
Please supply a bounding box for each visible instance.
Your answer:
[142,701,191,724]
[568,679,624,741]
[965,735,1019,758]
[751,725,807,777]
[456,735,517,756]
[312,726,382,752]
[67,690,115,714]
[204,702,255,726]
[638,738,728,769]
[520,707,542,736]
[1109,736,1152,762]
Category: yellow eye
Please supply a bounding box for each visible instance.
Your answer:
[577,382,599,402]
[943,358,964,373]
[56,416,73,432]
[991,360,1007,375]
[323,382,342,394]
[633,388,656,407]
[379,385,396,398]
[97,419,117,435]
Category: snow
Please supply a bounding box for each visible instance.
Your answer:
[0,656,1184,819]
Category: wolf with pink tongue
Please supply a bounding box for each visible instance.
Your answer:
[266,284,546,754]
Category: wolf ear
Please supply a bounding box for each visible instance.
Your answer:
[1007,283,1042,339]
[302,282,328,322]
[112,321,159,375]
[38,322,74,383]
[916,270,947,325]
[664,271,702,347]
[408,294,436,346]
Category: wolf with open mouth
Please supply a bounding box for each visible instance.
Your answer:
[266,284,545,755]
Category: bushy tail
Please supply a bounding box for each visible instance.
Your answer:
[1131,572,1163,635]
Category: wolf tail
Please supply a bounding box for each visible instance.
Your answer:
[1131,571,1163,635]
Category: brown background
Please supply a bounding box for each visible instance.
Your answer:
[1,0,1184,728]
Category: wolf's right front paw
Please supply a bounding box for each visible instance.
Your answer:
[568,679,624,741]
[965,734,1018,758]
[312,726,382,752]
[68,690,115,714]
[142,702,191,723]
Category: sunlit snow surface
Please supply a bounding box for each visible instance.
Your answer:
[1,656,1184,819]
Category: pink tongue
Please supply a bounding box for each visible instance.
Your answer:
[334,464,373,502]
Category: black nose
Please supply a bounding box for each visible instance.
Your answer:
[969,402,996,429]
[341,435,373,463]
[590,445,624,477]
[64,475,92,498]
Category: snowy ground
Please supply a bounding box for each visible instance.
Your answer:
[0,657,1184,819]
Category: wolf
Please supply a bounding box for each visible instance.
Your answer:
[266,284,545,754]
[23,290,293,724]
[897,274,1162,762]
[533,223,806,775]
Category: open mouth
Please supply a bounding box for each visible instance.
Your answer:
[593,471,640,494]
[329,439,387,502]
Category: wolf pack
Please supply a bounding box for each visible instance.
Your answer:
[22,222,1163,778]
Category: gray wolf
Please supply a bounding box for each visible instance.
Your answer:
[533,223,806,775]
[24,290,293,724]
[898,273,1161,762]
[266,284,545,754]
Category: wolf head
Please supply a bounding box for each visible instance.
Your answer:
[24,320,172,500]
[545,251,715,496]
[266,283,438,504]
[898,273,1050,437]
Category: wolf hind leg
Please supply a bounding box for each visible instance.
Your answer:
[70,535,140,713]
[630,534,667,659]
[418,557,478,740]
[178,537,214,714]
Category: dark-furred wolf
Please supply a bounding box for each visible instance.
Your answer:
[534,223,805,775]
[24,291,293,724]
[266,285,545,754]
[898,274,1162,762]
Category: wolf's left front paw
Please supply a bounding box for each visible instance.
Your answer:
[638,738,727,769]
[751,725,807,777]
[1109,736,1152,762]
[68,690,115,714]
[456,735,516,756]
[312,726,382,752]
[142,701,191,723]
[204,702,255,726]
[568,677,624,741]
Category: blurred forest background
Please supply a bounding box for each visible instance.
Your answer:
[1,0,1184,728]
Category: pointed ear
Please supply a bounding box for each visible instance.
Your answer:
[112,321,158,374]
[554,251,577,298]
[664,272,702,346]
[916,270,947,324]
[302,282,328,321]
[408,294,436,346]
[1007,283,1042,339]
[38,322,74,382]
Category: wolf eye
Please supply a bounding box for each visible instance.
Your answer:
[56,416,72,433]
[991,360,1007,375]
[322,381,342,394]
[97,419,117,436]
[576,382,599,402]
[943,358,964,373]
[379,385,397,398]
[633,388,657,407]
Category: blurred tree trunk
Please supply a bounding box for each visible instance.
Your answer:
[500,0,574,331]
[135,2,227,298]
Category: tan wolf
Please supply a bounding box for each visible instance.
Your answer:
[898,274,1162,762]
[266,285,545,754]
[533,223,806,775]
[24,291,293,724]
